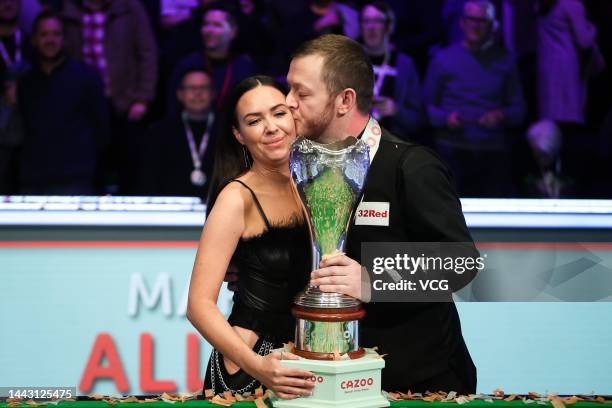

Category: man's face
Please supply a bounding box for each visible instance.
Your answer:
[286,55,335,141]
[201,10,235,52]
[0,0,20,23]
[177,71,213,114]
[33,17,64,60]
[461,3,492,47]
[361,5,387,50]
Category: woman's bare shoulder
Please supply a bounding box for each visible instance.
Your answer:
[210,181,253,218]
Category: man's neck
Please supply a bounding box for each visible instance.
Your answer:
[205,47,229,60]
[84,0,107,11]
[462,39,485,53]
[364,40,388,58]
[39,55,65,74]
[0,22,17,37]
[317,111,370,144]
[184,110,210,121]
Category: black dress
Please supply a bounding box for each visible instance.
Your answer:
[204,179,310,395]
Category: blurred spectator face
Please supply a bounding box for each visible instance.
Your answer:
[460,2,493,47]
[201,9,236,53]
[32,16,64,60]
[0,0,20,23]
[286,54,335,140]
[361,5,388,50]
[177,71,214,115]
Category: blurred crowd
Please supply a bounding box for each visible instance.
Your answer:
[0,0,610,199]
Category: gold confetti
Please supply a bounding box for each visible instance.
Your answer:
[118,396,139,403]
[210,395,232,407]
[551,397,566,408]
[254,397,267,408]
[222,391,235,402]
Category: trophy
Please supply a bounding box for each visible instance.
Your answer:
[272,135,389,408]
[289,136,369,360]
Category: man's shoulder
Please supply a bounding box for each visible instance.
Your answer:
[65,58,104,83]
[379,128,449,172]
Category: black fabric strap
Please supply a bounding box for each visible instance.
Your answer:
[230,179,271,229]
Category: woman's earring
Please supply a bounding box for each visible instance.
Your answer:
[242,145,251,168]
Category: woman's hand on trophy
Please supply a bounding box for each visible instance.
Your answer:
[249,351,316,399]
[311,254,369,301]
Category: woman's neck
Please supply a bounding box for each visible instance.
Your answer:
[250,160,291,187]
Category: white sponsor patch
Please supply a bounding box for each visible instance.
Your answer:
[354,202,390,226]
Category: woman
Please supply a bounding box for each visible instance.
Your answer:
[186,76,315,399]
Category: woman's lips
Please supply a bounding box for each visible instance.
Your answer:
[264,136,285,147]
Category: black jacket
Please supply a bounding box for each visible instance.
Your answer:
[346,128,477,392]
[139,114,217,199]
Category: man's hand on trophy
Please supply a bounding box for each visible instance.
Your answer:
[311,254,371,302]
[249,351,315,399]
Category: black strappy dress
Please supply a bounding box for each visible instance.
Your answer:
[204,179,311,395]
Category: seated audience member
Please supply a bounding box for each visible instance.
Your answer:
[140,69,217,198]
[525,119,565,198]
[18,11,109,194]
[424,0,525,197]
[168,2,257,115]
[360,1,421,138]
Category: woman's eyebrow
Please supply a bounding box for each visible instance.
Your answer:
[243,104,287,119]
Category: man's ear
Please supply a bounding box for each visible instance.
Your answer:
[232,126,244,144]
[336,88,358,116]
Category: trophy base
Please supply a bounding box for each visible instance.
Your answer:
[271,347,389,408]
[292,347,366,360]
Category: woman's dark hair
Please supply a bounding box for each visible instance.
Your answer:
[206,75,287,216]
[537,0,558,15]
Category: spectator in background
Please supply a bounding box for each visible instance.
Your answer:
[62,0,157,121]
[0,65,22,194]
[360,1,421,138]
[424,0,525,197]
[168,2,256,115]
[0,0,31,77]
[140,69,217,198]
[536,0,603,195]
[0,0,29,193]
[61,0,158,193]
[18,11,109,194]
[537,0,600,125]
[278,0,358,70]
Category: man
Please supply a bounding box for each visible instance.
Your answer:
[140,68,217,198]
[424,0,525,197]
[168,2,256,115]
[62,0,158,193]
[286,34,477,393]
[18,10,109,194]
[62,0,157,120]
[360,1,421,138]
[0,0,29,193]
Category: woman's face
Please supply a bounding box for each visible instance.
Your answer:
[234,85,296,166]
